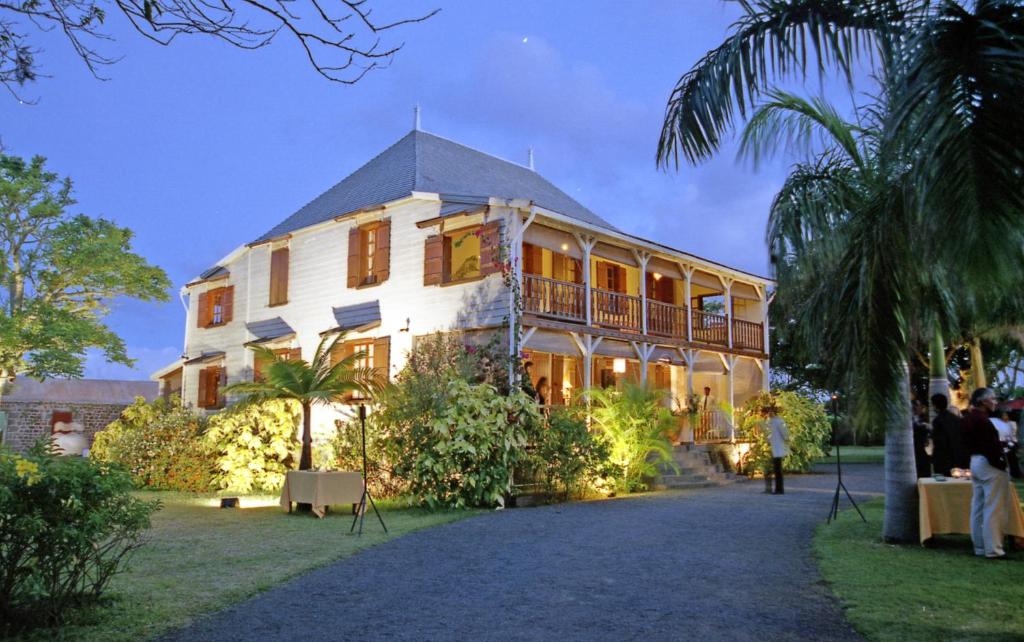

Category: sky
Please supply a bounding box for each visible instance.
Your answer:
[2,0,813,380]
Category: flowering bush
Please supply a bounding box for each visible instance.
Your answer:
[737,390,831,474]
[91,396,216,492]
[0,446,157,631]
[204,400,299,493]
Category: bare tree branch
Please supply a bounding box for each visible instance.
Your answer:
[0,0,437,97]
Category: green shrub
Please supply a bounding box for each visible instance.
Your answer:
[91,396,215,492]
[204,400,300,493]
[527,406,612,500]
[0,446,157,632]
[589,383,677,493]
[398,379,540,509]
[737,390,831,474]
[326,416,408,498]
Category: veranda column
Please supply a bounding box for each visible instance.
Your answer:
[633,250,651,335]
[726,354,736,443]
[508,208,537,387]
[722,277,735,349]
[574,233,597,326]
[679,263,694,342]
[761,359,770,392]
[631,341,655,385]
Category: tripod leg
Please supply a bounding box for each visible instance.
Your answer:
[840,481,868,523]
[828,484,841,523]
[366,490,388,533]
[350,490,367,533]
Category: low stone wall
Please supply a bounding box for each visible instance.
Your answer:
[1,401,128,454]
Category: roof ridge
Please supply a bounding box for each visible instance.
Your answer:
[415,129,533,173]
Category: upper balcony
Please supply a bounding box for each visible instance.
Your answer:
[518,235,767,355]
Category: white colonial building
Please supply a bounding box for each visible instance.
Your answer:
[153,127,772,442]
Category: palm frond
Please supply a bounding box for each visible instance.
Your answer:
[658,0,909,167]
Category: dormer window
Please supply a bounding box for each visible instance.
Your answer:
[197,286,234,328]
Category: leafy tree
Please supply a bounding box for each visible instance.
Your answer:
[0,0,437,99]
[0,154,169,387]
[223,334,375,472]
[658,1,1024,542]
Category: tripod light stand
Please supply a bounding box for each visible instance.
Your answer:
[827,393,866,524]
[350,403,387,536]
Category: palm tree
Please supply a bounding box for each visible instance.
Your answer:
[658,0,1024,543]
[224,334,377,471]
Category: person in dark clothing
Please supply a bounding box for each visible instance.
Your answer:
[931,394,967,475]
[964,388,1010,559]
[912,400,932,478]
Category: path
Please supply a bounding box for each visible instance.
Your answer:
[164,463,883,641]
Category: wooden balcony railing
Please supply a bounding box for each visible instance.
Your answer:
[592,289,641,331]
[732,318,764,352]
[692,308,728,346]
[694,409,733,443]
[522,274,586,323]
[647,299,687,337]
[521,275,765,354]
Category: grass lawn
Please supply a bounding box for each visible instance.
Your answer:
[815,481,1024,642]
[815,445,885,465]
[17,493,479,642]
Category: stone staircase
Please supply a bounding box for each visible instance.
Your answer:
[649,444,738,490]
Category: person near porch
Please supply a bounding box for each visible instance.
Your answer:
[766,404,788,495]
[912,399,932,478]
[521,361,538,400]
[536,377,549,407]
[699,386,716,412]
[964,388,1010,559]
[931,393,967,476]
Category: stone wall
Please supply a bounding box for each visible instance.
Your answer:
[1,401,128,454]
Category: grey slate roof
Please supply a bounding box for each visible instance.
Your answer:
[2,379,158,405]
[245,317,295,343]
[252,130,619,243]
[199,266,229,281]
[331,300,381,332]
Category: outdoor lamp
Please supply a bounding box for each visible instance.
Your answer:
[653,272,662,281]
[613,358,626,374]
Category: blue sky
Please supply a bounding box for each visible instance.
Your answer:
[2,0,813,379]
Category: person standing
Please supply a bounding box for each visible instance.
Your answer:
[699,386,716,412]
[912,399,932,478]
[766,405,789,495]
[964,388,1011,559]
[931,394,967,475]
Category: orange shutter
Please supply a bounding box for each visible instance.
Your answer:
[253,353,269,382]
[347,227,361,288]
[478,221,503,275]
[197,291,209,328]
[197,367,209,407]
[222,286,234,323]
[523,243,538,275]
[424,235,443,285]
[374,219,391,284]
[373,336,390,382]
[287,348,301,361]
[595,261,610,290]
[551,355,564,405]
[270,247,289,305]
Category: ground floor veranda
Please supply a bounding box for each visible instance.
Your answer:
[520,323,768,444]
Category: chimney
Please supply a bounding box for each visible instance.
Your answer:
[528,147,535,171]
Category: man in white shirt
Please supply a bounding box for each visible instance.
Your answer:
[699,386,716,412]
[767,405,789,495]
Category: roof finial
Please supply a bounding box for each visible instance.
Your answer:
[528,146,535,171]
[414,104,421,131]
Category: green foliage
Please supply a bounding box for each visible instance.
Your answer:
[224,333,376,471]
[325,417,407,498]
[399,379,540,509]
[204,400,299,493]
[737,390,831,474]
[0,154,170,380]
[91,396,215,492]
[526,406,612,501]
[588,383,676,493]
[0,446,157,632]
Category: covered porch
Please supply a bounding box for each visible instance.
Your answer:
[521,325,767,444]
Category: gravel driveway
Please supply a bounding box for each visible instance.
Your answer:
[163,463,883,641]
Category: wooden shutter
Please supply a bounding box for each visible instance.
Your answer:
[253,352,269,382]
[222,286,235,323]
[197,291,209,328]
[270,247,289,306]
[347,227,361,288]
[373,219,391,284]
[197,367,209,407]
[424,235,443,285]
[614,265,627,293]
[373,336,390,382]
[478,221,503,275]
[286,348,301,361]
[523,243,543,276]
[626,361,641,385]
[595,261,610,290]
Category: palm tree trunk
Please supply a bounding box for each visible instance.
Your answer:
[928,327,949,420]
[299,402,312,471]
[969,337,987,390]
[883,364,918,543]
